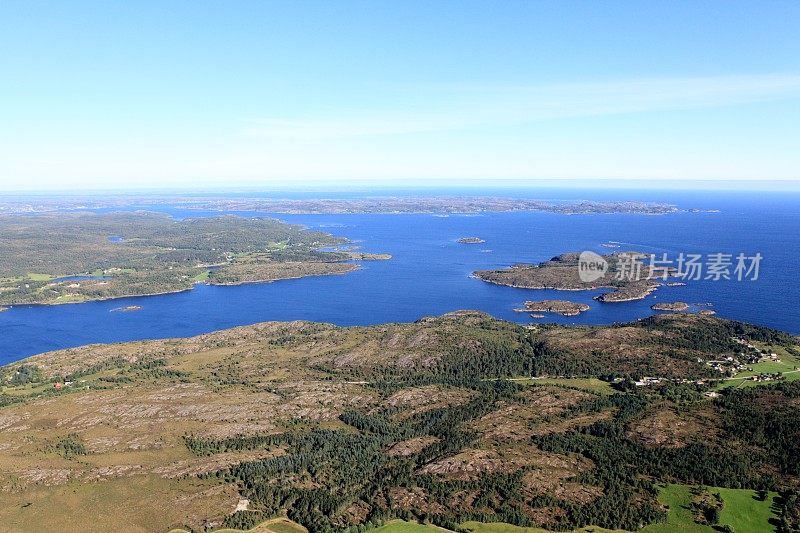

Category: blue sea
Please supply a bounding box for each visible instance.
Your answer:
[1,189,798,365]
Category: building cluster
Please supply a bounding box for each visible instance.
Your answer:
[703,338,783,377]
[749,373,784,383]
[630,337,789,389]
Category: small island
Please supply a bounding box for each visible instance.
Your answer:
[651,301,690,312]
[457,237,486,244]
[474,251,679,303]
[515,299,590,316]
[110,305,143,313]
[344,252,392,260]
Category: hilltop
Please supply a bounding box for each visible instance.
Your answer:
[1,312,798,532]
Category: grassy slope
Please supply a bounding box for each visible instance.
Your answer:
[716,487,779,533]
[0,476,236,533]
[373,520,453,532]
[640,484,714,533]
[642,484,778,533]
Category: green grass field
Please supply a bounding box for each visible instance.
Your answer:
[372,520,451,533]
[53,293,92,303]
[641,484,778,533]
[193,269,211,282]
[716,487,780,532]
[26,272,54,281]
[640,484,715,533]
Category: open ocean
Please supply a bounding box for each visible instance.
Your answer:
[1,189,798,364]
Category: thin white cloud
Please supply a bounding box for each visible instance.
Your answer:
[243,74,800,139]
[3,74,799,188]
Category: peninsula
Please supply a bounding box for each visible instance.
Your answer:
[0,212,385,306]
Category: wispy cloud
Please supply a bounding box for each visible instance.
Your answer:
[244,74,800,139]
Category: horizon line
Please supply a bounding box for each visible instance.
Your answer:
[2,178,800,196]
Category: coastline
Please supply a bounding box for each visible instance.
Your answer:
[470,275,606,291]
[207,263,360,287]
[0,264,362,308]
[594,283,661,303]
[474,275,664,303]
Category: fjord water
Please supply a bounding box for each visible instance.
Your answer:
[1,190,798,364]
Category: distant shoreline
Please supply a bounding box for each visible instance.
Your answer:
[0,265,363,309]
[0,196,703,216]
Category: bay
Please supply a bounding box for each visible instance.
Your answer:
[1,189,798,364]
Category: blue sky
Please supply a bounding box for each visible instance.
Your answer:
[1,1,799,191]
